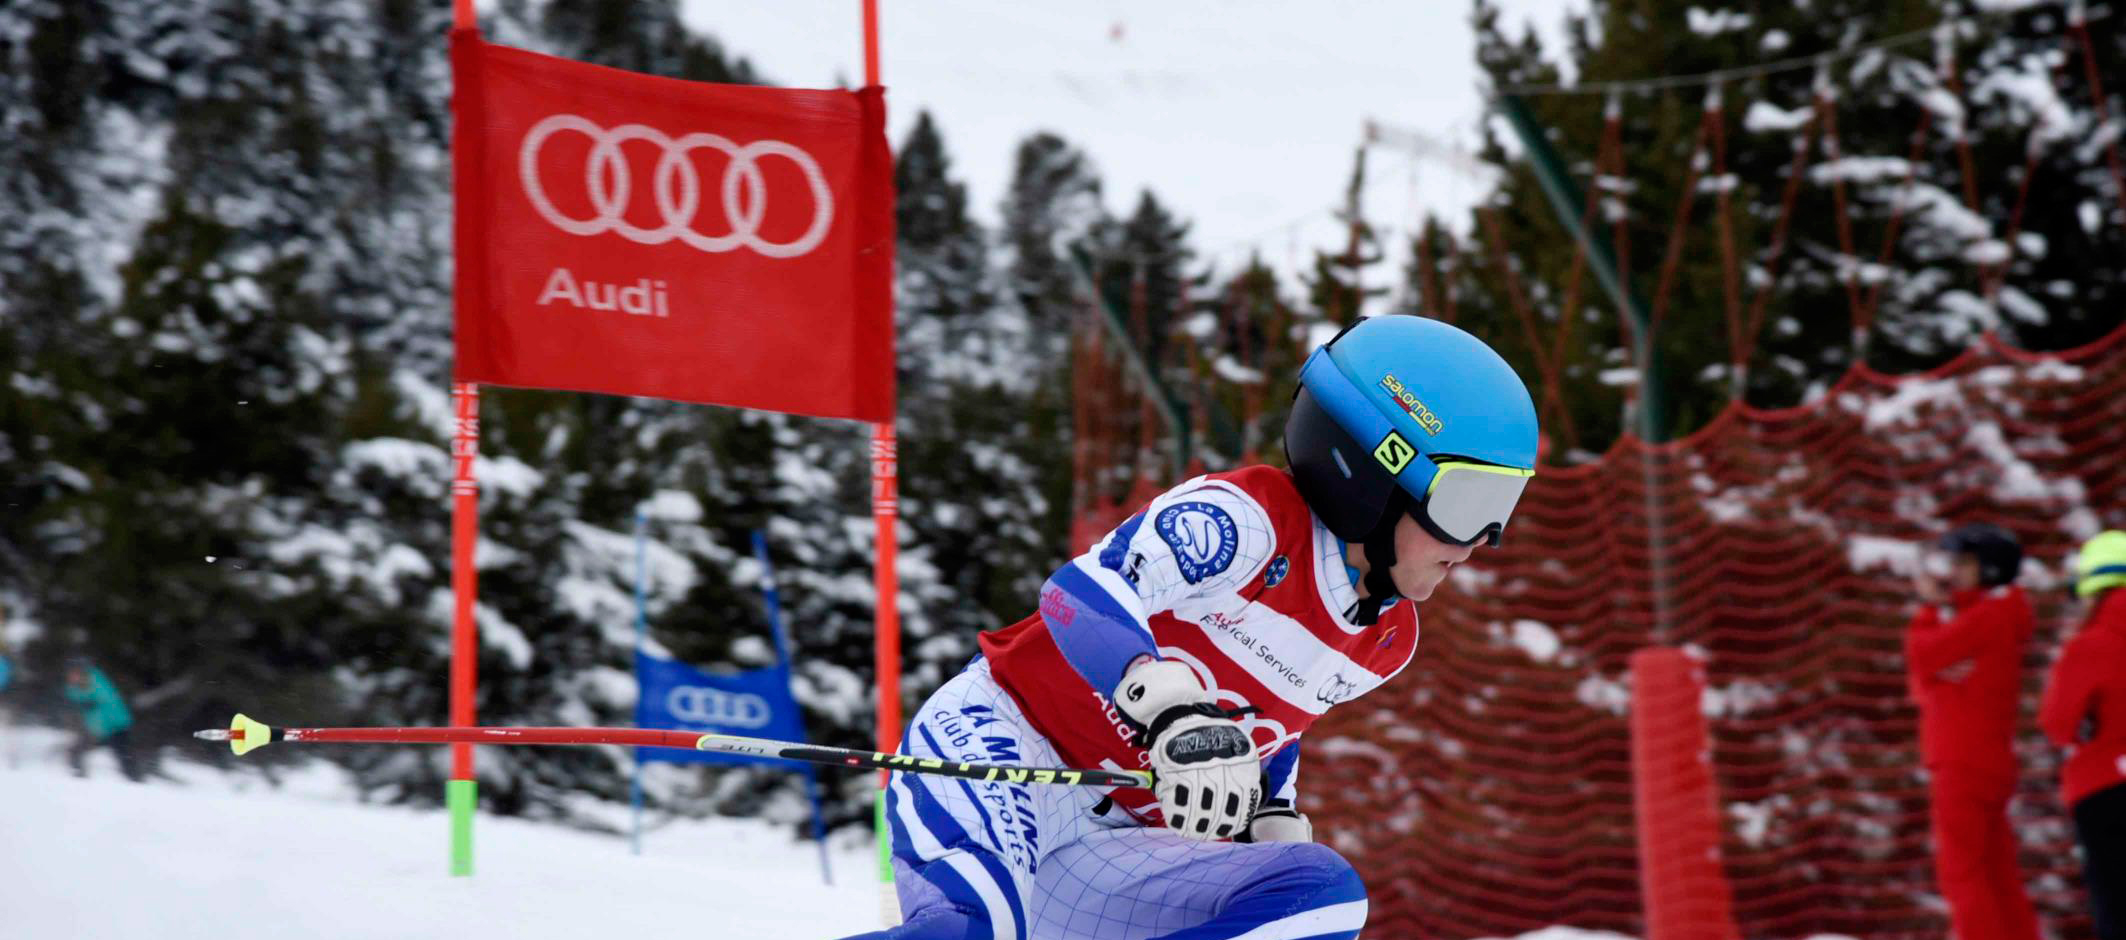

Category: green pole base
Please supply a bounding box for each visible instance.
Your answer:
[448,778,477,877]
[876,786,900,926]
[875,788,892,884]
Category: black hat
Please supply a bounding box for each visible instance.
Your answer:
[1939,523,2023,587]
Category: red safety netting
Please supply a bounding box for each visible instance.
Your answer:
[1306,321,2126,940]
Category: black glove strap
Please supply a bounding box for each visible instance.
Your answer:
[1133,702,1261,750]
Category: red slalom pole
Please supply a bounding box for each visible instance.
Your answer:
[861,0,899,768]
[262,725,707,749]
[447,0,482,878]
[860,4,903,923]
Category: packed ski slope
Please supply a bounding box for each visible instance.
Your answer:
[0,728,883,939]
[0,726,1686,940]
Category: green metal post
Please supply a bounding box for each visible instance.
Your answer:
[1492,94,1664,442]
[1493,93,1674,643]
[1067,246,1194,478]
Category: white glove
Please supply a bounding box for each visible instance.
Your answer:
[1113,659,1263,841]
[1243,801,1313,843]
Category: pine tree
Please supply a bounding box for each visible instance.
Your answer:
[1452,0,2126,451]
[529,0,759,83]
[1090,191,1198,382]
[890,112,1069,701]
[999,131,1106,342]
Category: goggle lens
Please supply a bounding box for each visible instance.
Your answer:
[1420,462,1533,545]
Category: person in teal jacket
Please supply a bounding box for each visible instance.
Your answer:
[0,639,14,769]
[64,658,144,781]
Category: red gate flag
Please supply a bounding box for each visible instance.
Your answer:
[451,30,894,422]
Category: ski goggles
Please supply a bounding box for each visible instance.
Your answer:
[1413,459,1535,547]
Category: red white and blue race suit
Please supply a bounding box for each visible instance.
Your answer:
[848,466,1419,940]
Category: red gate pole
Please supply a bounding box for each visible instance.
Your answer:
[863,1,904,925]
[446,0,481,879]
[862,0,899,767]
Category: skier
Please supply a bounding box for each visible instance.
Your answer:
[849,315,1538,940]
[1904,523,2042,940]
[2040,530,2126,940]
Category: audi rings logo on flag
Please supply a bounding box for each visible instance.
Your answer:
[518,114,835,258]
[666,685,774,729]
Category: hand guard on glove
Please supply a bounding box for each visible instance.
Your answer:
[1113,659,1262,841]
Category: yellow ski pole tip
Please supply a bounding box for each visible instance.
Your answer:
[229,713,273,757]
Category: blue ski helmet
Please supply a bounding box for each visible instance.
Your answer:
[1285,315,1540,552]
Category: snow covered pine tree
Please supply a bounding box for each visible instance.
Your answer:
[847,315,1541,940]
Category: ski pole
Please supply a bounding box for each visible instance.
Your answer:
[195,714,1152,789]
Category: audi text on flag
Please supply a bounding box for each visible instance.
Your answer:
[451,31,894,421]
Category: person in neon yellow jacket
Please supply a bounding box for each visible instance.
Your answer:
[63,658,145,781]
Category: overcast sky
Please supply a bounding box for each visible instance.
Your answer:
[677,0,1583,281]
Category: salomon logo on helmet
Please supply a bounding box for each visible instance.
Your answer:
[1373,432,1418,474]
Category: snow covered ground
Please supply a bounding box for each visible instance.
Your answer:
[0,727,882,939]
[0,725,1653,939]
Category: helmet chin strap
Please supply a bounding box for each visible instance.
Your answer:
[1351,493,1410,626]
[1354,530,1400,626]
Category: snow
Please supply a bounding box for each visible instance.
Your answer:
[1729,800,1775,846]
[1809,156,1913,185]
[0,735,885,939]
[1575,673,1632,716]
[344,437,447,483]
[1963,422,2089,507]
[1997,285,2046,325]
[1685,7,1752,35]
[390,369,457,440]
[478,455,545,498]
[2027,358,2085,382]
[641,489,705,523]
[1846,534,1923,575]
[1478,929,1636,940]
[1744,101,1813,133]
[1973,60,2078,151]
[1912,87,1967,140]
[475,601,537,669]
[1702,679,1779,718]
[1210,354,1266,385]
[1895,182,1994,242]
[0,733,1899,939]
[1506,619,1562,663]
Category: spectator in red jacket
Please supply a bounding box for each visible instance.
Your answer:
[2041,530,2126,940]
[1906,523,2042,940]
